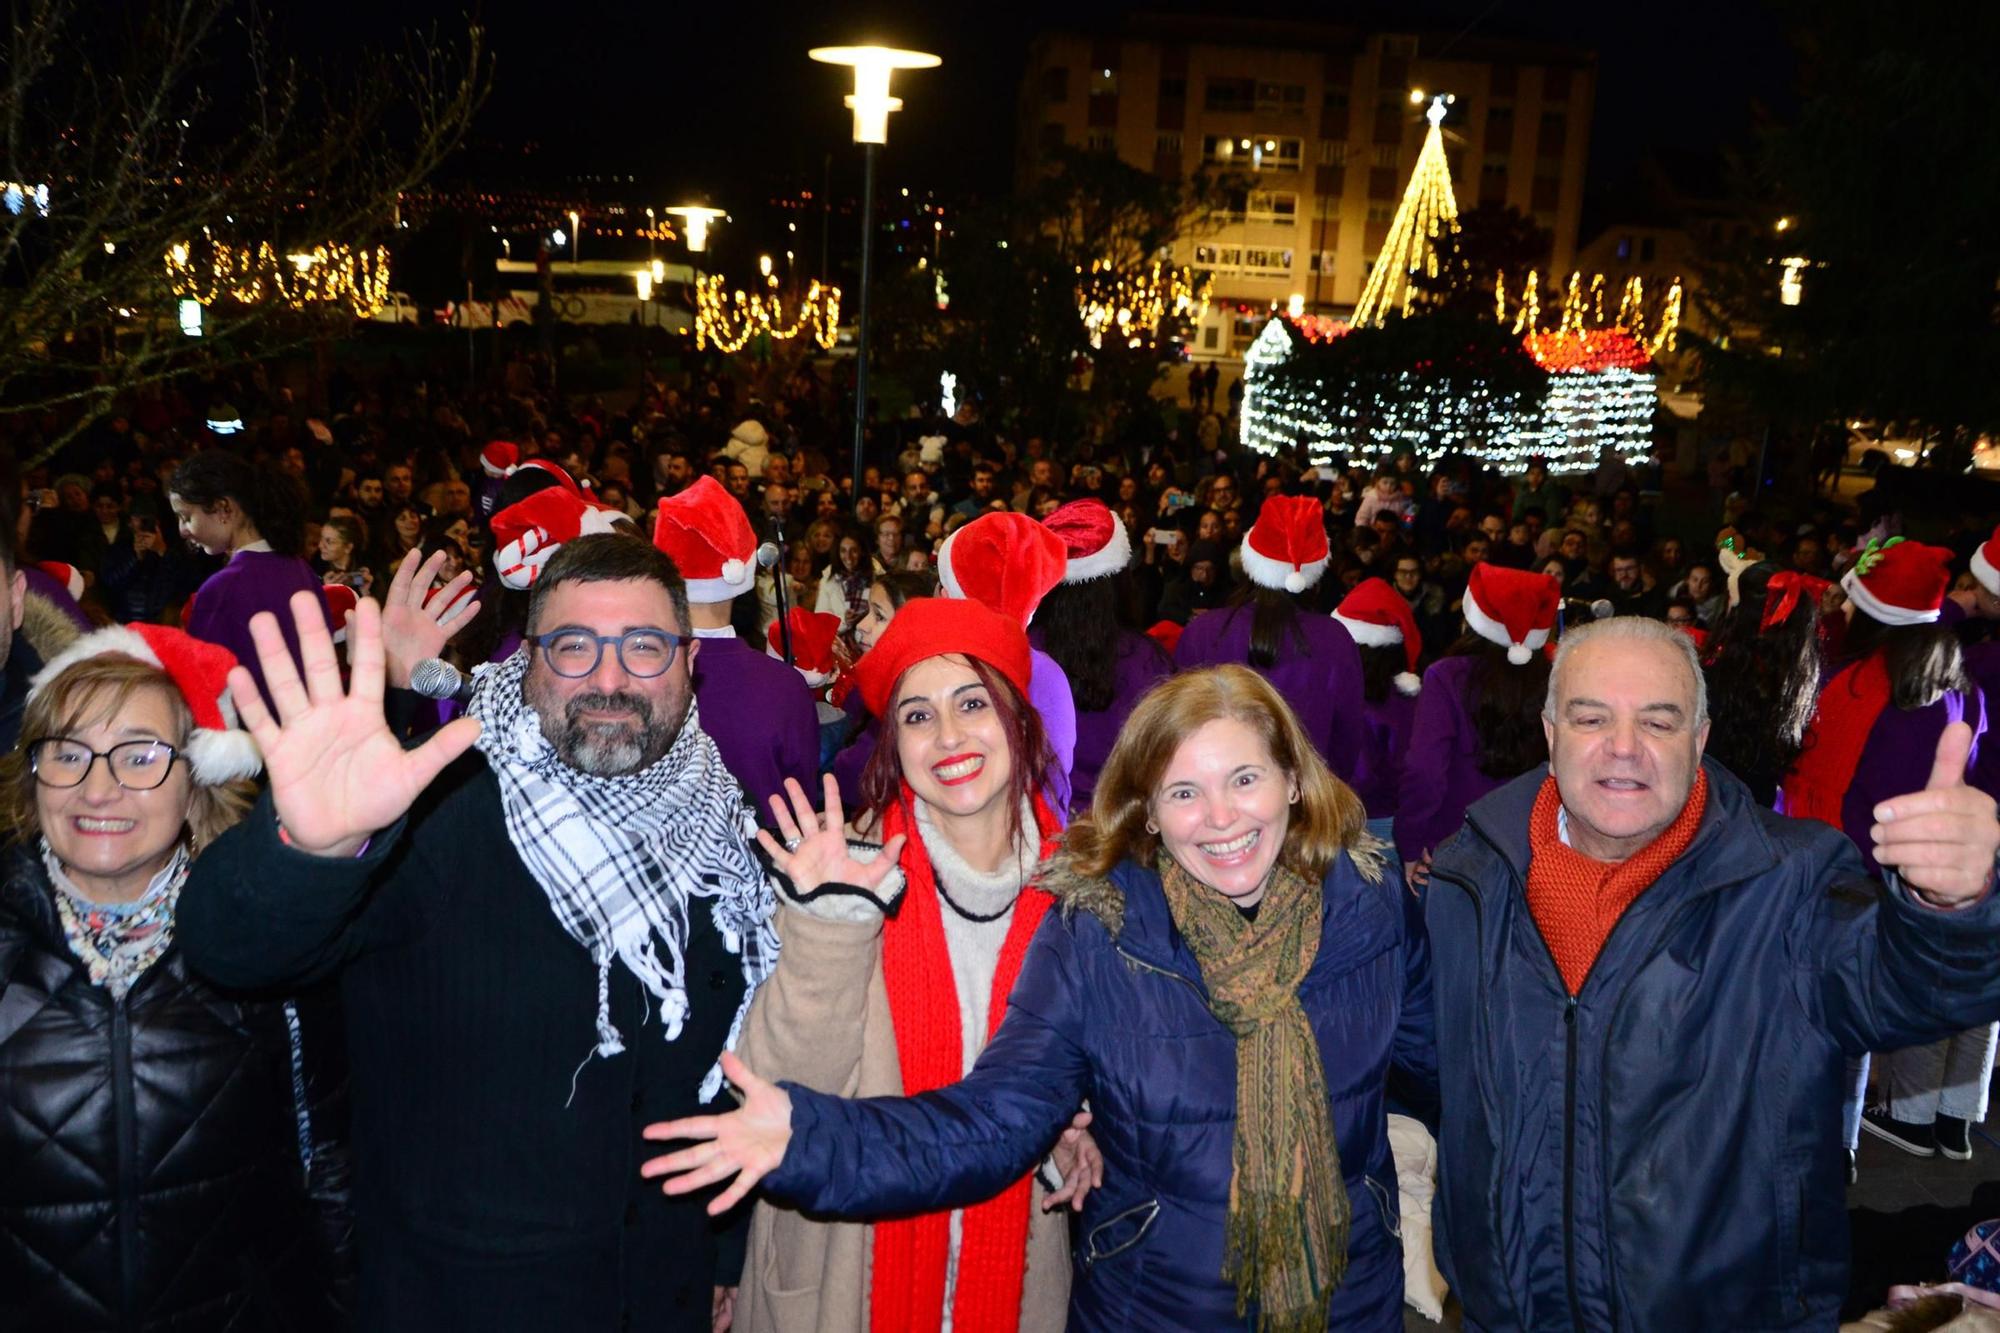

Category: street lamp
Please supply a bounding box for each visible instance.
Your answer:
[665,204,725,254]
[808,43,941,511]
[568,210,581,263]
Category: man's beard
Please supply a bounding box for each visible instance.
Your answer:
[527,678,689,777]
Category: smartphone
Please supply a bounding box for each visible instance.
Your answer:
[1149,529,1178,545]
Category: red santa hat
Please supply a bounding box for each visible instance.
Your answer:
[1463,564,1562,665]
[651,475,759,604]
[321,584,358,645]
[766,608,843,688]
[854,597,1032,718]
[480,440,521,478]
[29,624,262,784]
[1333,577,1422,694]
[34,562,84,602]
[935,511,1067,625]
[1240,495,1330,594]
[1043,498,1133,584]
[489,481,624,590]
[1970,525,2000,598]
[1841,537,1952,627]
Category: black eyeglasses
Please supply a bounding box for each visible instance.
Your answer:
[28,738,183,790]
[529,627,686,679]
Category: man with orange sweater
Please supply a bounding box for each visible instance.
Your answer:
[1426,615,2000,1332]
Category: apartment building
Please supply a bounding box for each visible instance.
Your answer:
[1019,16,1596,357]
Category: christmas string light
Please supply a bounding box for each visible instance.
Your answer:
[164,239,391,315]
[1351,95,1460,327]
[693,274,841,353]
[1076,259,1210,350]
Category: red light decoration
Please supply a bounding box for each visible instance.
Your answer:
[1523,327,1650,373]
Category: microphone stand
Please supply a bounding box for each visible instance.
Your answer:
[770,514,795,666]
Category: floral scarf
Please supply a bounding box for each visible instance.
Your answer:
[44,840,190,1000]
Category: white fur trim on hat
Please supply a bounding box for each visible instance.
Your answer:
[1238,536,1329,595]
[30,626,159,692]
[683,558,757,605]
[184,730,263,784]
[1973,543,2000,598]
[1462,585,1548,663]
[1332,611,1403,648]
[935,527,967,601]
[1395,672,1422,696]
[1062,520,1133,584]
[1840,566,1940,627]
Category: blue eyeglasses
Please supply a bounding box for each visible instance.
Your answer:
[529,627,687,679]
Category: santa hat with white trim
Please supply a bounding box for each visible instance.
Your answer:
[1043,498,1132,584]
[321,584,358,645]
[34,562,84,602]
[29,624,262,784]
[651,475,759,604]
[1240,495,1330,594]
[1334,577,1423,695]
[766,608,842,688]
[1841,537,1951,626]
[935,510,1067,625]
[490,481,624,591]
[1970,526,2000,598]
[1463,563,1562,665]
[480,440,521,478]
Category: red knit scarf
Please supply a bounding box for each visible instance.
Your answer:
[1526,768,1709,995]
[1781,654,1894,828]
[868,785,1063,1333]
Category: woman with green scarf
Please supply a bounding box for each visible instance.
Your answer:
[642,664,1435,1331]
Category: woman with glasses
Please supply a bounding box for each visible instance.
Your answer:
[0,625,345,1330]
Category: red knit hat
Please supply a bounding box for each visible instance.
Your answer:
[766,608,843,688]
[1334,577,1422,694]
[651,475,760,604]
[480,440,521,478]
[490,481,624,590]
[1240,495,1329,593]
[1971,525,2000,598]
[29,624,262,784]
[854,597,1031,718]
[34,561,84,601]
[1043,498,1132,584]
[1463,564,1561,665]
[935,511,1067,625]
[1841,537,1952,626]
[322,584,358,645]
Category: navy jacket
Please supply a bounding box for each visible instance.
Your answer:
[765,848,1435,1332]
[1427,760,2000,1332]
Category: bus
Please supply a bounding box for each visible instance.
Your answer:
[446,259,694,332]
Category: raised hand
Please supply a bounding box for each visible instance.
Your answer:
[639,1052,794,1216]
[1872,721,2000,907]
[229,590,482,857]
[755,774,906,902]
[1043,1109,1105,1213]
[378,548,482,689]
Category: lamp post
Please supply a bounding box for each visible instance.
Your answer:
[568,209,581,263]
[808,44,940,513]
[665,204,724,255]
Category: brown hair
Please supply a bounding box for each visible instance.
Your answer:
[1061,664,1377,884]
[0,657,255,852]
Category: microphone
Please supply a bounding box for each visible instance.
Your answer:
[410,657,475,704]
[1590,598,1615,621]
[754,541,782,570]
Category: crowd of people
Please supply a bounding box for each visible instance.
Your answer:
[4,348,2000,1332]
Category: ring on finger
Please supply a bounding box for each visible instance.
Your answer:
[784,836,801,852]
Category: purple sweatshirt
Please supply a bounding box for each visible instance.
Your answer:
[1965,641,2000,800]
[184,550,329,710]
[1394,654,1512,864]
[1029,646,1078,819]
[689,632,821,820]
[1823,683,1987,877]
[1058,629,1172,816]
[1352,687,1420,821]
[1172,603,1364,780]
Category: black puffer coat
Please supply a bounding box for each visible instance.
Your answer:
[0,846,346,1331]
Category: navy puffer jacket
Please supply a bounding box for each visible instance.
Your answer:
[764,845,1435,1332]
[1428,761,2000,1332]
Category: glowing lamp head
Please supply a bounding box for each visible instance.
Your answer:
[635,270,653,302]
[666,205,725,254]
[651,258,666,282]
[809,45,941,145]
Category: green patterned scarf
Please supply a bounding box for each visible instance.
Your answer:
[1158,850,1347,1333]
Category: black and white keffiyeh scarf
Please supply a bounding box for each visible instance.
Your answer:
[467,648,778,1102]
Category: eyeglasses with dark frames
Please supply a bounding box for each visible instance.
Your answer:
[28,738,183,791]
[528,627,686,679]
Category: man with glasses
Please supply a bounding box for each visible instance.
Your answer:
[178,534,775,1333]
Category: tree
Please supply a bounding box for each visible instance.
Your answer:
[1691,0,2000,448]
[0,0,488,465]
[1413,203,1554,316]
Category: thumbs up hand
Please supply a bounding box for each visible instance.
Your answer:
[1871,722,2000,907]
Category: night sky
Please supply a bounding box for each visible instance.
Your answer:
[288,0,1792,210]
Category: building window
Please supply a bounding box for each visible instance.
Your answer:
[1544,66,1572,101]
[1089,68,1119,98]
[1257,82,1306,114]
[1213,188,1296,224]
[1482,151,1510,173]
[1640,237,1656,262]
[1308,250,1337,275]
[1192,243,1293,275]
[1202,135,1302,171]
[1538,111,1567,155]
[1616,236,1632,261]
[1204,77,1256,113]
[1372,145,1397,168]
[1318,140,1348,166]
[1531,175,1560,212]
[1485,106,1514,149]
[1159,75,1187,101]
[1322,85,1350,110]
[1086,130,1117,153]
[1043,67,1069,103]
[1368,167,1398,200]
[1367,202,1395,223]
[1203,325,1221,350]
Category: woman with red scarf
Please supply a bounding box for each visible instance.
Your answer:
[726,597,1092,1333]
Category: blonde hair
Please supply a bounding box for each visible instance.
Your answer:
[1062,664,1379,883]
[0,656,254,852]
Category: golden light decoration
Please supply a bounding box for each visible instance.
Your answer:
[164,239,391,316]
[1496,268,1682,358]
[1351,95,1460,327]
[694,274,841,353]
[1076,259,1211,350]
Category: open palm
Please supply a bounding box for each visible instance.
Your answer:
[640,1052,795,1215]
[755,774,906,901]
[379,548,482,689]
[229,590,481,857]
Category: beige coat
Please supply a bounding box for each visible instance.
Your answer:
[733,898,1072,1333]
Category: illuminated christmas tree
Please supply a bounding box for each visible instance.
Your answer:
[1350,95,1460,327]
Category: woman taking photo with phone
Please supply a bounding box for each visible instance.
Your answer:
[644,663,1434,1333]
